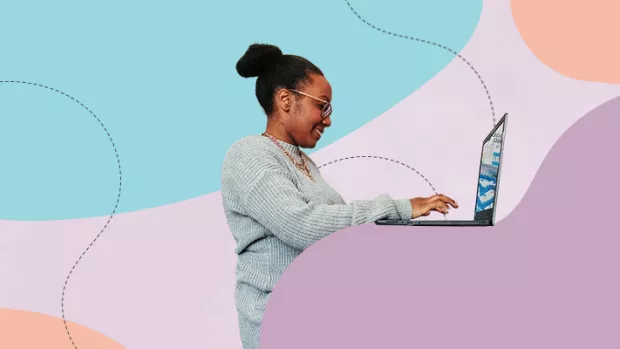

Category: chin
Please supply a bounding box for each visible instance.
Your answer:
[304,140,318,149]
[297,134,319,149]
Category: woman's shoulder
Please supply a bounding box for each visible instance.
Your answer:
[223,135,281,166]
[221,135,289,189]
[225,135,275,155]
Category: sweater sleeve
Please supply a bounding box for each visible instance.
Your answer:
[239,157,412,251]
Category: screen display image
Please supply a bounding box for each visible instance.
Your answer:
[475,123,504,213]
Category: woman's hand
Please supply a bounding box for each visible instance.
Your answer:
[410,194,459,218]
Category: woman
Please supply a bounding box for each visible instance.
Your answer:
[221,43,458,349]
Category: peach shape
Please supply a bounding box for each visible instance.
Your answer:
[511,0,620,83]
[0,308,124,348]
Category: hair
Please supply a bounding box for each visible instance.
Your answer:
[236,43,323,115]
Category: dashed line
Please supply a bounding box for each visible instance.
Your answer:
[0,80,122,349]
[319,155,438,193]
[343,0,496,125]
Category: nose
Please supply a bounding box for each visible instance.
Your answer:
[322,115,332,127]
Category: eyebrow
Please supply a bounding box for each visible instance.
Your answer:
[319,95,330,102]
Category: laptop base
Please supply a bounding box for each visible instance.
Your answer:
[375,219,492,226]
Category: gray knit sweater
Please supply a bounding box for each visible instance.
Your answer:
[220,135,412,349]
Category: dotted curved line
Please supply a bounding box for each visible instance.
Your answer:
[0,80,122,349]
[343,0,496,125]
[318,155,446,220]
[318,155,438,193]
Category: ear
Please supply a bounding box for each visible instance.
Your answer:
[275,88,293,113]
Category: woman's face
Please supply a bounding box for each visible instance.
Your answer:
[285,73,333,148]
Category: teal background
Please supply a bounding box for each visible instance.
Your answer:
[0,0,482,220]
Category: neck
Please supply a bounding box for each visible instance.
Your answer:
[265,118,297,146]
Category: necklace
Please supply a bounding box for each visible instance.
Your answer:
[262,132,315,181]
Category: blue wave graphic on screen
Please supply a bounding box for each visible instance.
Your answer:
[476,172,496,212]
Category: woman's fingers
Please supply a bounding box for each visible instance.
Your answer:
[432,201,450,214]
[437,194,459,208]
[414,194,459,217]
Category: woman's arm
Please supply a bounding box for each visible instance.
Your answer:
[239,160,412,251]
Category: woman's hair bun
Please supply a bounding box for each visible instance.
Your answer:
[236,43,283,78]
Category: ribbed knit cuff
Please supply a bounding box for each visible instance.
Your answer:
[394,199,413,220]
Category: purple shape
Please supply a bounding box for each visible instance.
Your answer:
[261,96,620,348]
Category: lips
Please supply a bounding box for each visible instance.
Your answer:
[314,128,323,139]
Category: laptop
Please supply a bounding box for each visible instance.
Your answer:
[376,112,508,227]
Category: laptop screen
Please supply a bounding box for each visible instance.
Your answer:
[474,119,506,220]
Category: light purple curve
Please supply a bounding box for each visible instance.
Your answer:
[261,96,620,349]
[2,0,620,348]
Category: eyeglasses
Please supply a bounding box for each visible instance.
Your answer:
[290,89,332,119]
